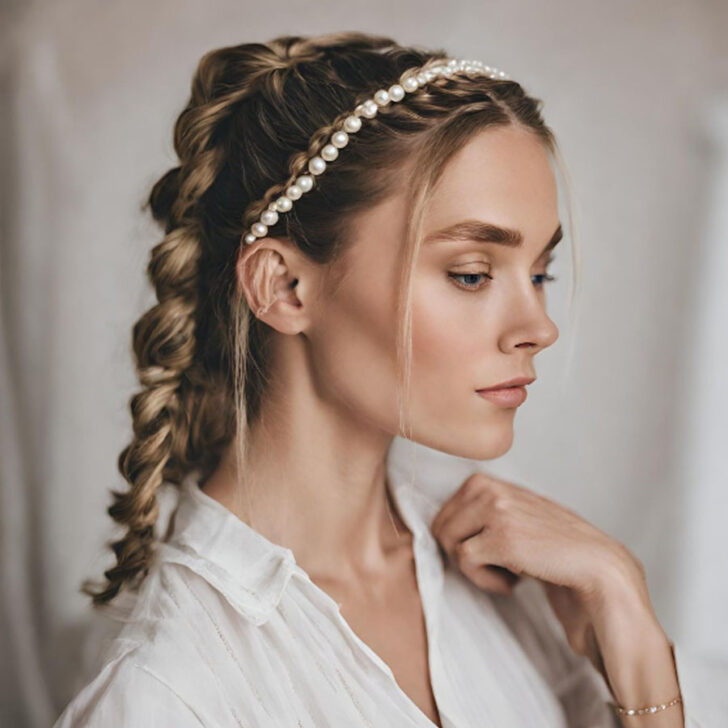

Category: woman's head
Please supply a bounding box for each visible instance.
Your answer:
[84,31,566,607]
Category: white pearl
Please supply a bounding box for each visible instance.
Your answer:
[268,201,278,210]
[296,174,313,192]
[331,130,349,148]
[251,222,268,237]
[308,156,326,175]
[388,84,405,102]
[320,144,339,162]
[416,72,427,84]
[260,209,278,226]
[275,195,293,212]
[286,184,302,200]
[361,99,378,118]
[402,76,419,92]
[244,233,256,245]
[424,70,435,81]
[373,89,390,106]
[343,115,362,132]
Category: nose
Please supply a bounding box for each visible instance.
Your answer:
[499,285,560,354]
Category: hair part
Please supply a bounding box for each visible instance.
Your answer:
[81,31,576,609]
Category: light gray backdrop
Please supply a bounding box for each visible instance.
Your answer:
[1,1,727,726]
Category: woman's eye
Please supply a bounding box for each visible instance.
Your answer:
[447,271,493,290]
[532,273,557,288]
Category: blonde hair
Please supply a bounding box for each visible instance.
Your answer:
[82,31,577,609]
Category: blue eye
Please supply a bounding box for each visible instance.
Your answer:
[447,272,494,289]
[532,273,557,288]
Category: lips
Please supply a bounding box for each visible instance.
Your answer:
[476,386,528,407]
[477,376,535,392]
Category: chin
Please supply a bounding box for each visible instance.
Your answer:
[428,419,516,461]
[466,431,514,461]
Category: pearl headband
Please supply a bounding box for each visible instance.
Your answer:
[241,56,510,246]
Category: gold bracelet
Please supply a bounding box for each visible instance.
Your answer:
[608,694,682,716]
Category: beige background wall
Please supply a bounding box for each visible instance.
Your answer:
[2,1,727,725]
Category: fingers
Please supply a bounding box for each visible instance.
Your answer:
[432,497,489,559]
[457,556,521,596]
[430,474,483,534]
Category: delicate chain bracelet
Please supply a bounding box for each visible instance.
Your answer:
[608,694,682,717]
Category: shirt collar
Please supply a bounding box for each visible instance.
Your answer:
[158,443,444,626]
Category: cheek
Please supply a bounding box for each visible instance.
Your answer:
[411,276,494,392]
[307,271,402,430]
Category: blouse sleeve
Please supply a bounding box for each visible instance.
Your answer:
[52,647,205,728]
[491,576,728,728]
[670,639,728,727]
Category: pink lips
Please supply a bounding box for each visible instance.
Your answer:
[476,386,528,407]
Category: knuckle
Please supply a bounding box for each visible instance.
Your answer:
[491,494,513,517]
[454,539,473,566]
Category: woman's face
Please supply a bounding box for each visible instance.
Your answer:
[304,124,561,460]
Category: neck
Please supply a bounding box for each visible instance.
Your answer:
[200,391,411,583]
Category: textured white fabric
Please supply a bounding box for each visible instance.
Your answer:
[51,452,724,727]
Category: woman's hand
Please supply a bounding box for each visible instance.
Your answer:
[429,471,676,698]
[430,471,685,726]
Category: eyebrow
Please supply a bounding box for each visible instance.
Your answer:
[424,219,563,256]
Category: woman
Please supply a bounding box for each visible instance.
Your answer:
[53,31,715,727]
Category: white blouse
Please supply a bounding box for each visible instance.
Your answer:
[53,455,724,727]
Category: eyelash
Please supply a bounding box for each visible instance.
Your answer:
[447,270,557,291]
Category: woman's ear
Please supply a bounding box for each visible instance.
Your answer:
[235,238,316,335]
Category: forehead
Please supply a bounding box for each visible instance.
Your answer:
[422,125,558,240]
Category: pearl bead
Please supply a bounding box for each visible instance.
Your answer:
[360,99,378,118]
[416,72,427,84]
[331,130,349,148]
[285,184,302,200]
[308,156,326,175]
[343,115,362,133]
[373,89,390,106]
[268,201,278,210]
[244,233,256,245]
[320,144,339,162]
[296,174,313,192]
[275,196,293,212]
[402,76,419,92]
[424,70,435,81]
[260,209,278,226]
[251,222,268,237]
[388,84,405,102]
